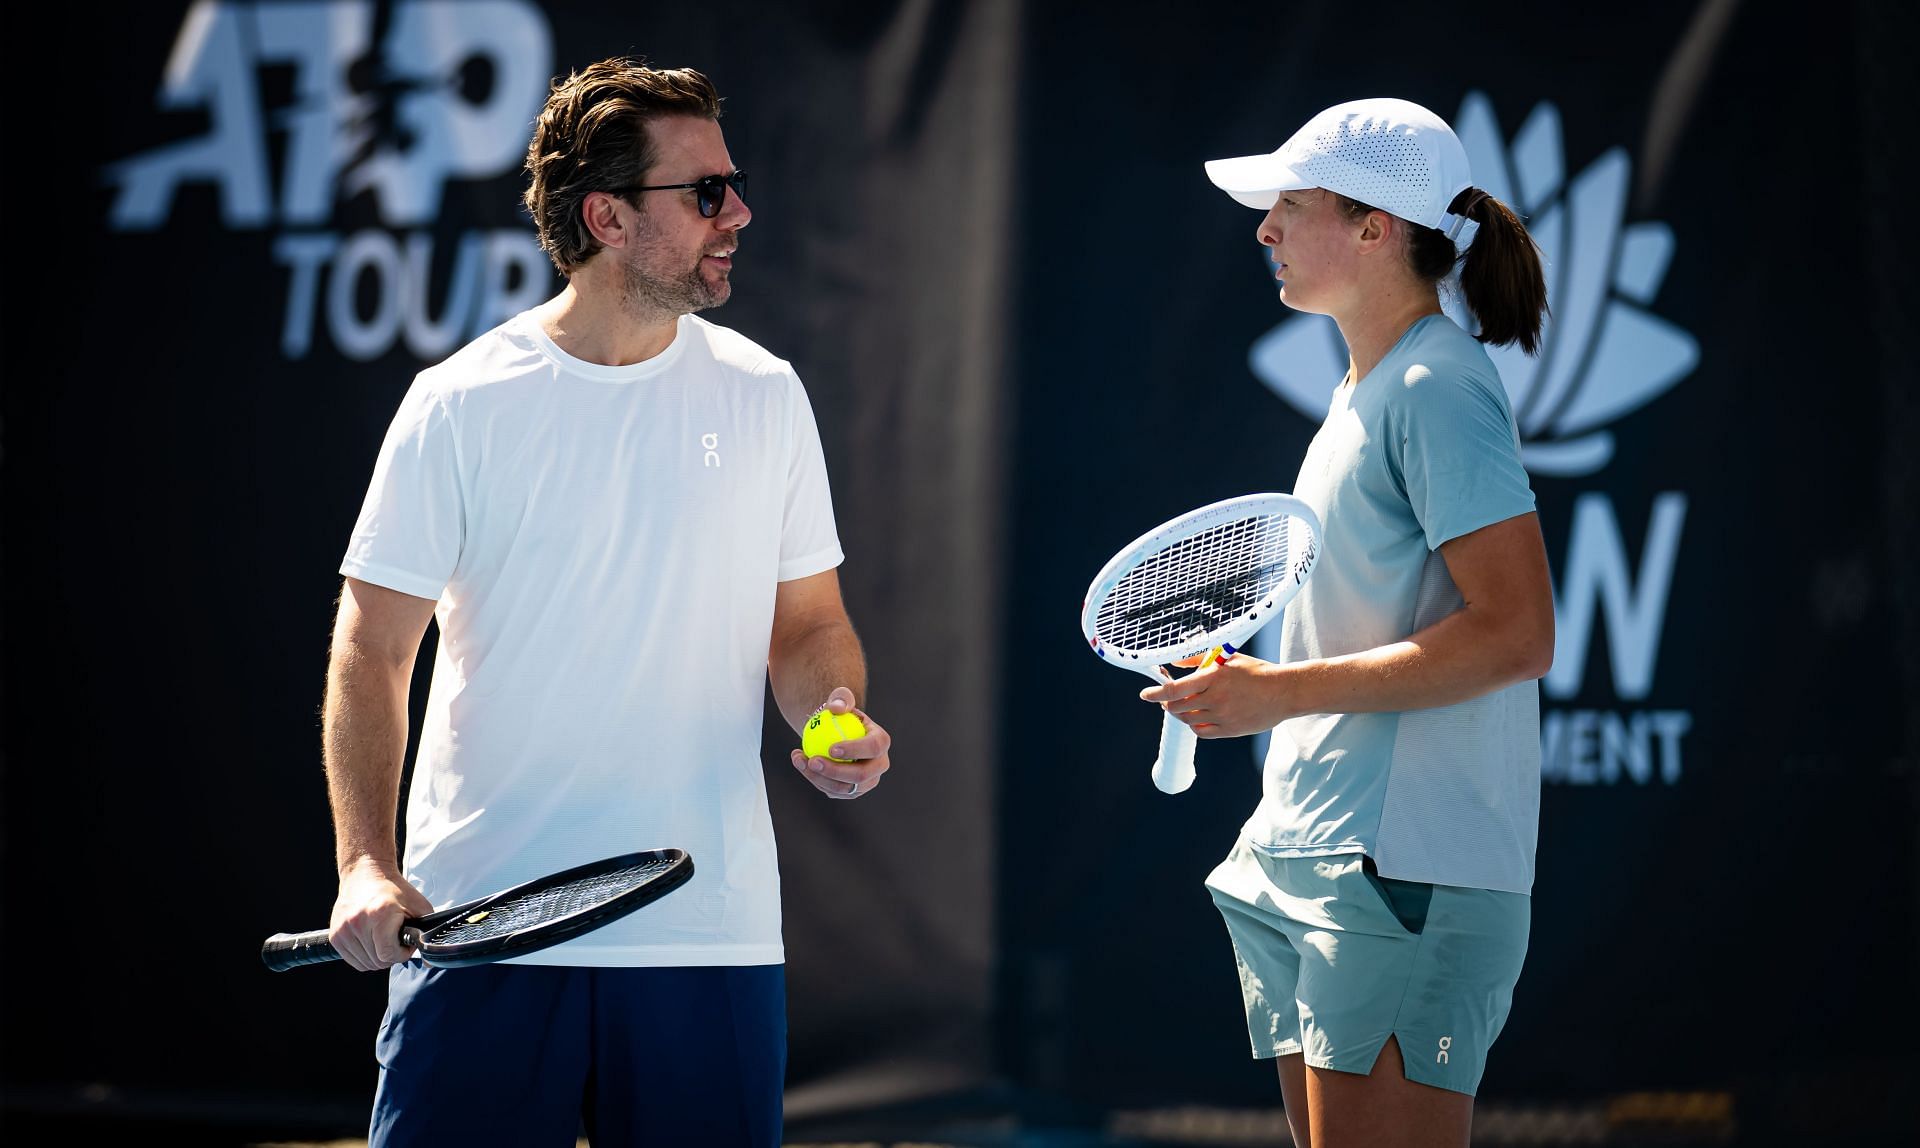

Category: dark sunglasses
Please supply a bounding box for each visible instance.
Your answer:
[612,170,747,218]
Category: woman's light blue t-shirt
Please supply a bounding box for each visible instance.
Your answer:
[1245,314,1542,894]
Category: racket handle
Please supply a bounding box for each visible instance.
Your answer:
[260,929,344,972]
[1152,709,1198,794]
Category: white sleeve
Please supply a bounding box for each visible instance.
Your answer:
[777,369,844,582]
[339,375,466,600]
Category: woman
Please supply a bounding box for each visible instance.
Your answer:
[1141,97,1554,1148]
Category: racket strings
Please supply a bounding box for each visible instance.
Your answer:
[1093,514,1300,653]
[429,858,679,944]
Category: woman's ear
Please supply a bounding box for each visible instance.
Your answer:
[1355,209,1394,254]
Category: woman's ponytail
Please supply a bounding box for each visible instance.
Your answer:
[1341,186,1550,354]
[1452,188,1548,355]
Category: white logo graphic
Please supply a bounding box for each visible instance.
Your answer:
[1437,1035,1453,1065]
[1248,93,1697,786]
[105,1,556,362]
[702,432,721,468]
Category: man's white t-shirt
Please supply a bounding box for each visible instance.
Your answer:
[341,311,843,965]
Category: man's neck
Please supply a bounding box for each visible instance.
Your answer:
[533,276,681,367]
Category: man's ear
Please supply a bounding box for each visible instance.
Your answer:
[581,191,629,250]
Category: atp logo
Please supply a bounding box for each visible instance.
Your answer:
[1249,92,1697,786]
[104,0,557,363]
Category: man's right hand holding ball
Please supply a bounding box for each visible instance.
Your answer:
[791,686,891,800]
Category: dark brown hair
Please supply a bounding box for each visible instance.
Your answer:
[522,58,722,274]
[1338,188,1549,355]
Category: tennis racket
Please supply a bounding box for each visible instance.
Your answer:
[1082,493,1322,794]
[261,848,694,971]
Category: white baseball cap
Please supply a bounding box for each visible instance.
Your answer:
[1205,97,1480,251]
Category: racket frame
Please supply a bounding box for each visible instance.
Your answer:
[261,848,694,972]
[1081,493,1322,792]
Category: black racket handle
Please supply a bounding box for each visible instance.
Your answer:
[263,902,461,972]
[261,929,344,971]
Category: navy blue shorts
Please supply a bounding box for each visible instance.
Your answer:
[369,962,786,1148]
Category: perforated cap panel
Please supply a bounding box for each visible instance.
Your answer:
[1206,97,1473,230]
[1285,120,1433,220]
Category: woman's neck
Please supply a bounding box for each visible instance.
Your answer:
[1335,284,1443,384]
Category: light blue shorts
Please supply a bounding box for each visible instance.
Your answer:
[1205,839,1529,1096]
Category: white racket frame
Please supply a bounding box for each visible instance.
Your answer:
[1080,492,1323,794]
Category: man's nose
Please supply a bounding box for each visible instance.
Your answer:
[718,186,751,229]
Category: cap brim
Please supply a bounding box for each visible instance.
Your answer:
[1204,153,1311,210]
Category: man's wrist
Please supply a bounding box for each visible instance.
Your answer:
[337,851,401,877]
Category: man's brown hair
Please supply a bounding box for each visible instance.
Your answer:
[523,58,721,274]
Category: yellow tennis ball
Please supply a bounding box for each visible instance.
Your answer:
[802,708,868,762]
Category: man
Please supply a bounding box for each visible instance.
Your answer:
[321,58,889,1147]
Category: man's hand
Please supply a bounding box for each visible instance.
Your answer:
[789,686,891,799]
[329,857,436,972]
[1139,651,1298,738]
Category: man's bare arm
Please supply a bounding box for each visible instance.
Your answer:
[768,569,891,799]
[323,576,438,970]
[767,569,866,732]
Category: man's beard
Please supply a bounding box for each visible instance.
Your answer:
[622,247,728,319]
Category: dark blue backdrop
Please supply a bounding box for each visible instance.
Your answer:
[4,1,1915,1143]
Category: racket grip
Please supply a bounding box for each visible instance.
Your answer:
[1152,709,1198,794]
[260,929,344,972]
